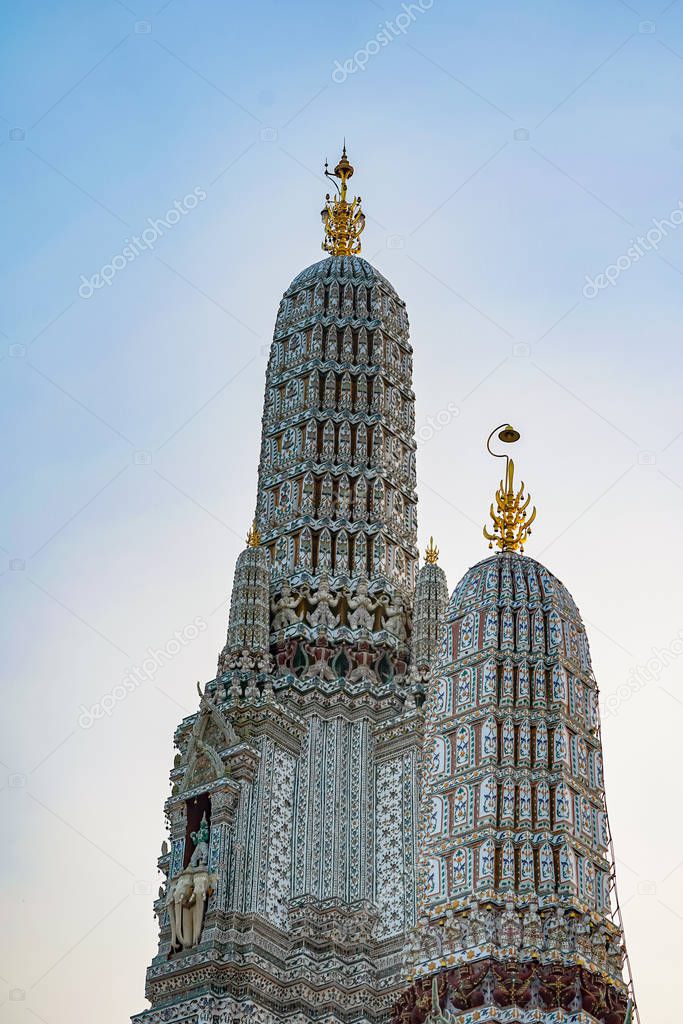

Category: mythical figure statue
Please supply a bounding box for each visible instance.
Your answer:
[481,903,497,943]
[443,909,466,949]
[466,899,487,947]
[255,651,274,673]
[348,642,379,683]
[522,899,544,950]
[189,813,210,868]
[590,922,608,963]
[574,913,592,957]
[303,637,337,680]
[271,582,300,630]
[418,916,445,957]
[401,926,424,967]
[606,929,625,971]
[498,900,522,949]
[347,578,379,631]
[545,907,569,954]
[236,648,256,671]
[380,592,407,640]
[306,574,340,629]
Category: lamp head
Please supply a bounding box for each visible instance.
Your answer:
[498,424,521,444]
[483,423,536,553]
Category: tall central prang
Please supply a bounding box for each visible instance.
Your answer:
[132,148,449,1024]
[234,142,421,677]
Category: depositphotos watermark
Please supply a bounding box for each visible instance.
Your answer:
[77,617,207,728]
[78,187,207,298]
[332,0,434,82]
[416,401,459,443]
[601,628,683,719]
[583,200,683,298]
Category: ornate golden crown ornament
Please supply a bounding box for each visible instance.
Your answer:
[321,144,366,256]
[424,536,439,564]
[482,423,537,554]
[246,520,261,547]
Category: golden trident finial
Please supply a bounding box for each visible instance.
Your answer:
[424,536,439,564]
[482,424,536,554]
[321,143,366,256]
[246,520,261,547]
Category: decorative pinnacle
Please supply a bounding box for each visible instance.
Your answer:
[424,975,453,1024]
[424,536,439,564]
[321,144,366,256]
[246,520,261,547]
[482,423,537,554]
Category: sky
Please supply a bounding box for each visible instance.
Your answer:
[1,1,682,1021]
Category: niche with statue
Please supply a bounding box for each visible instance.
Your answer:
[165,797,215,954]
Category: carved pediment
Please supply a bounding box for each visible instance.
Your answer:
[178,687,241,794]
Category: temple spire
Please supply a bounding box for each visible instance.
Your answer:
[321,144,366,255]
[482,422,536,553]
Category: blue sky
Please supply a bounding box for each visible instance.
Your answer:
[2,1,683,1020]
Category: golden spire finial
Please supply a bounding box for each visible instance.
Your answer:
[321,144,366,256]
[482,424,536,554]
[246,520,261,547]
[424,536,439,564]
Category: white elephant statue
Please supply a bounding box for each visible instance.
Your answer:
[166,866,215,951]
[165,813,215,952]
[168,871,194,951]
[163,877,178,949]
[185,868,214,947]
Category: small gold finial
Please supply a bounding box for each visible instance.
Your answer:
[425,536,439,564]
[482,424,536,554]
[321,144,366,256]
[246,520,261,547]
